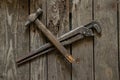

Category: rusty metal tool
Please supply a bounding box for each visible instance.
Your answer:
[17,21,101,66]
[24,8,75,63]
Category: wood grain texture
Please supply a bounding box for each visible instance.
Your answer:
[47,0,71,80]
[0,0,17,80]
[119,0,120,78]
[94,0,119,80]
[16,0,30,80]
[0,0,7,79]
[30,0,47,80]
[0,0,30,80]
[71,0,93,80]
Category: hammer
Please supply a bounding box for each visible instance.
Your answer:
[25,8,75,63]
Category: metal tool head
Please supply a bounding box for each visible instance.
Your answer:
[25,8,43,26]
[81,27,94,36]
[85,21,102,34]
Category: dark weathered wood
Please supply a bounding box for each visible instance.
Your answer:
[30,0,47,80]
[47,0,71,80]
[71,0,93,80]
[94,0,119,80]
[0,0,30,80]
[119,0,120,78]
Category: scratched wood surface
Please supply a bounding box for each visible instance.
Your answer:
[71,0,94,80]
[0,0,120,80]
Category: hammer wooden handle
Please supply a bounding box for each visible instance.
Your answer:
[35,19,75,63]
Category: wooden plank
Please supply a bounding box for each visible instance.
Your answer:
[71,0,93,80]
[16,0,30,80]
[94,0,119,80]
[30,0,47,80]
[0,0,30,80]
[0,0,8,79]
[119,0,120,78]
[47,0,71,80]
[0,0,17,80]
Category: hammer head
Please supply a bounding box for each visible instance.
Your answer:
[25,8,43,26]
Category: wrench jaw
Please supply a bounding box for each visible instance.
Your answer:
[79,27,94,37]
[84,21,102,34]
[82,27,94,37]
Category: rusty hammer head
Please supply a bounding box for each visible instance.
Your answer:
[25,8,43,26]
